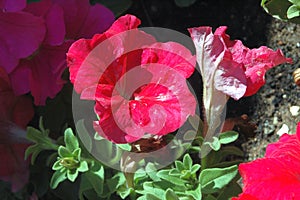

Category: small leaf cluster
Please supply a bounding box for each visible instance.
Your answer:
[50,128,89,189]
[136,154,201,200]
[261,0,300,23]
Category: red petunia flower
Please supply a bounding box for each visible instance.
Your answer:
[67,14,196,143]
[233,123,300,200]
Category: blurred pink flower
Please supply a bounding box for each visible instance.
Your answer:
[53,0,115,39]
[0,10,45,73]
[0,67,34,192]
[0,0,26,12]
[233,123,300,200]
[8,0,114,105]
[67,15,196,143]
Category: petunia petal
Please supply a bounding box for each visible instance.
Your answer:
[0,11,45,73]
[25,0,65,46]
[0,0,26,12]
[67,14,155,94]
[11,41,72,105]
[141,42,195,78]
[238,157,300,200]
[53,0,114,40]
[74,3,114,39]
[243,47,293,96]
[0,144,30,192]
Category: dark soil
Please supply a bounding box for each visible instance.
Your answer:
[128,0,300,160]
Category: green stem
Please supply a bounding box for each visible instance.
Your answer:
[124,172,135,189]
[201,154,208,170]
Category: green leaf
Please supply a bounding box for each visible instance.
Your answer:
[78,161,89,172]
[261,0,299,22]
[64,128,79,152]
[85,164,104,196]
[205,194,217,200]
[175,161,185,171]
[169,168,181,176]
[183,130,197,141]
[117,143,132,151]
[190,164,201,174]
[50,170,67,189]
[25,125,58,164]
[146,163,161,182]
[58,146,72,158]
[218,131,239,144]
[216,182,242,200]
[174,0,197,7]
[118,186,134,199]
[219,146,244,158]
[211,160,243,168]
[79,174,94,200]
[204,137,221,151]
[107,172,126,193]
[25,145,42,165]
[185,184,202,200]
[145,194,161,200]
[183,154,193,170]
[140,182,166,198]
[165,189,179,200]
[200,165,238,194]
[73,148,81,160]
[289,0,300,6]
[157,170,187,186]
[52,160,63,170]
[287,4,300,18]
[67,169,79,182]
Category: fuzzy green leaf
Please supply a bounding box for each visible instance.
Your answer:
[190,164,201,174]
[157,170,187,186]
[58,146,72,158]
[78,161,89,172]
[85,164,104,196]
[287,4,300,18]
[200,165,238,194]
[64,128,79,152]
[204,137,221,151]
[67,169,79,182]
[52,160,63,170]
[185,184,202,200]
[218,131,239,144]
[146,163,161,181]
[183,154,193,170]
[50,170,67,189]
[175,161,185,171]
[165,189,179,200]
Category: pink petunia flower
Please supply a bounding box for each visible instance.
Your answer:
[67,14,196,143]
[0,67,34,192]
[8,0,114,105]
[233,123,300,200]
[0,0,26,12]
[189,26,292,101]
[0,10,45,73]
